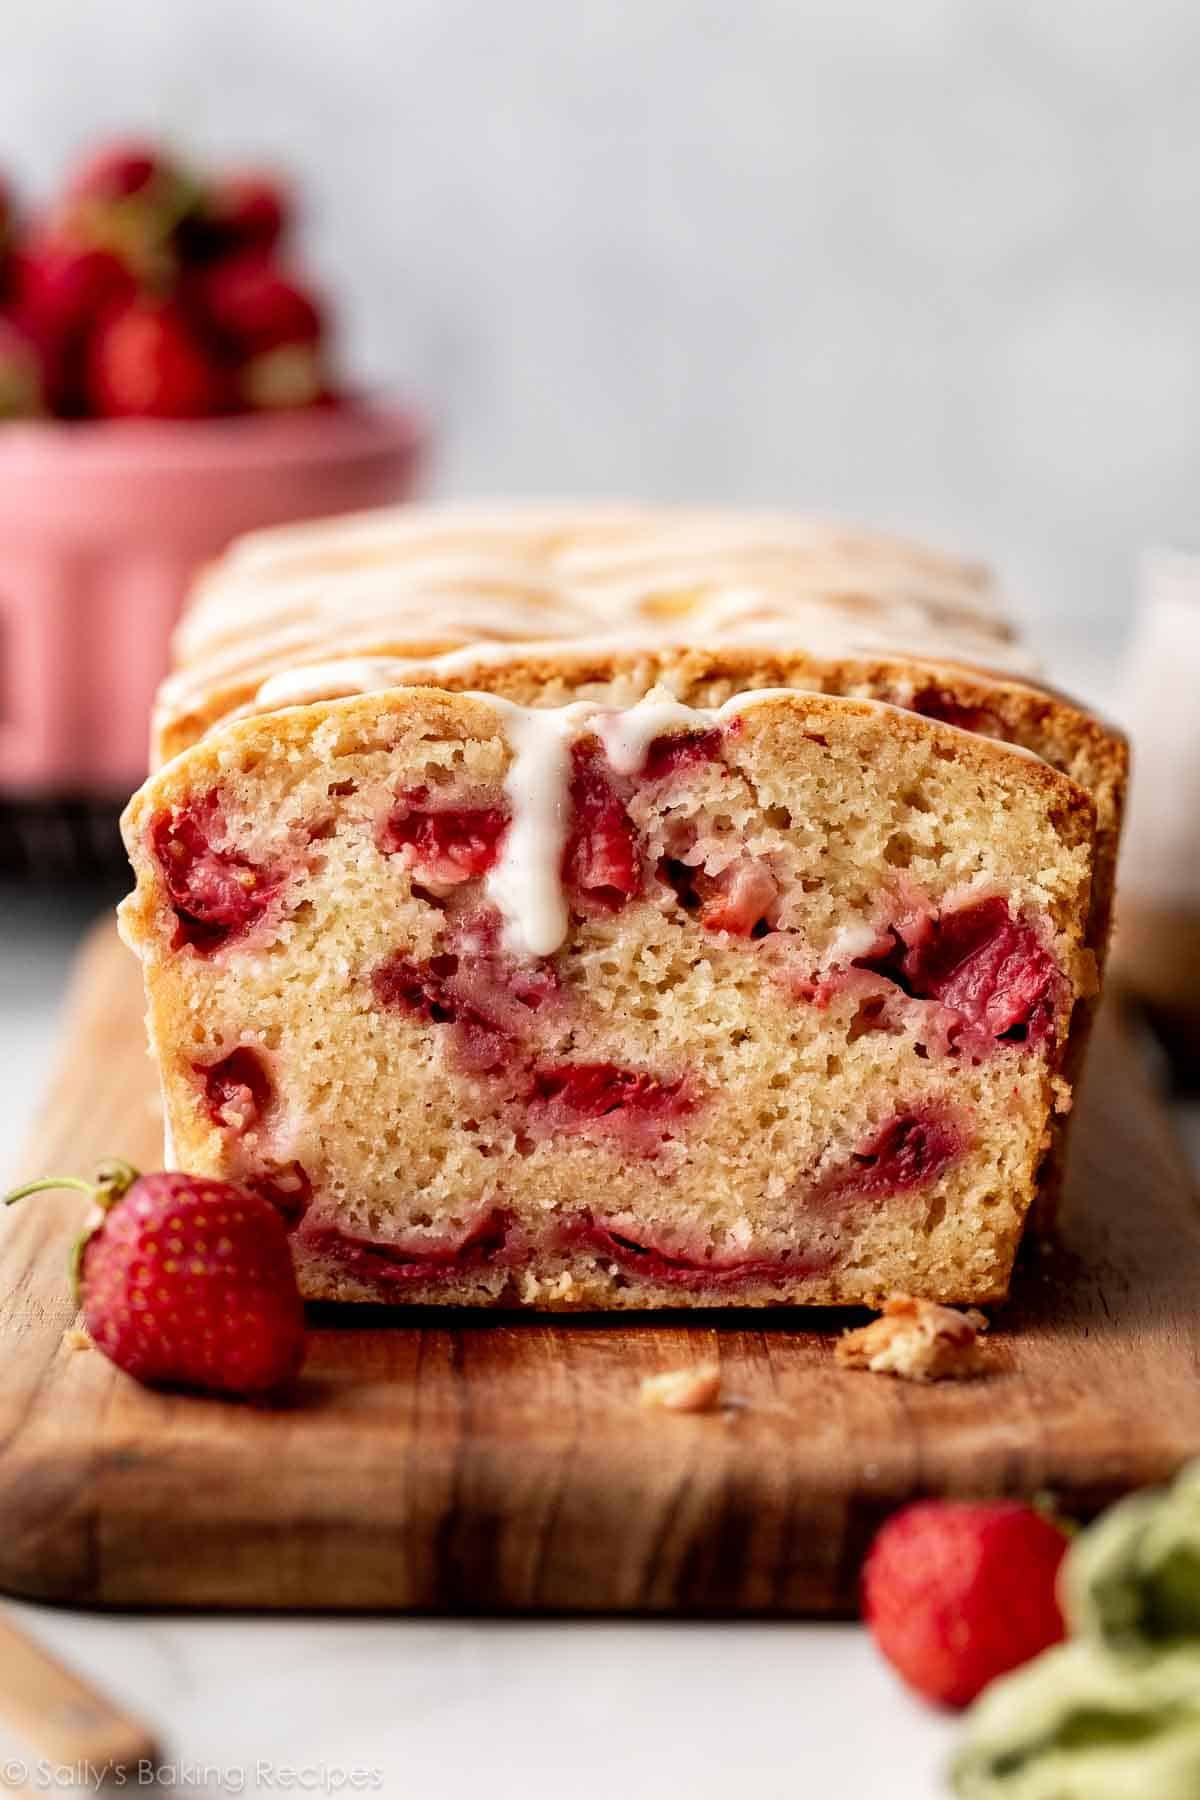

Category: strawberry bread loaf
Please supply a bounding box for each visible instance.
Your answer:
[118,505,1125,1308]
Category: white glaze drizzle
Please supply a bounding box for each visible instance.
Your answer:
[472,697,601,957]
[254,656,424,711]
[245,618,1041,719]
[471,684,969,958]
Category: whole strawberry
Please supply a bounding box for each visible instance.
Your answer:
[86,295,227,418]
[9,233,137,412]
[193,171,291,258]
[5,1159,304,1396]
[195,251,324,356]
[192,252,327,411]
[60,138,196,282]
[862,1499,1069,1709]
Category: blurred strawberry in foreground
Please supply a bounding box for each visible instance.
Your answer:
[4,1159,305,1397]
[862,1500,1070,1709]
[87,296,227,418]
[0,137,337,420]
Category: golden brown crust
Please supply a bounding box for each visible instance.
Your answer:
[130,678,1099,842]
[120,683,1098,1311]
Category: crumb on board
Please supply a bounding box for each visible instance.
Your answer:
[639,1362,722,1413]
[63,1326,93,1352]
[835,1294,988,1383]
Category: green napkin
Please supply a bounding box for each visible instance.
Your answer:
[952,1463,1200,1797]
[952,1642,1200,1798]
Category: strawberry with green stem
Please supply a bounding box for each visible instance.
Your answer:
[5,1159,305,1397]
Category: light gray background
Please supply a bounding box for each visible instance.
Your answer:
[2,11,1197,1796]
[6,0,1200,690]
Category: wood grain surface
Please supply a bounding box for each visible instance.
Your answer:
[1,921,1198,1616]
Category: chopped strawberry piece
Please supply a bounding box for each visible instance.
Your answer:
[580,1217,834,1288]
[527,1063,695,1152]
[699,858,779,936]
[305,1207,511,1286]
[909,686,1006,740]
[371,928,559,1074]
[197,1047,272,1132]
[378,790,508,884]
[825,1107,963,1201]
[530,1062,689,1122]
[150,796,282,952]
[915,899,1058,1044]
[659,854,778,936]
[641,728,723,783]
[243,1160,313,1229]
[372,951,459,1023]
[563,743,641,909]
[857,897,1059,1050]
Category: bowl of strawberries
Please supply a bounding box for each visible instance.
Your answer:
[0,139,425,817]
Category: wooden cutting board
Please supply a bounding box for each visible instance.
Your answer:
[2,921,1198,1616]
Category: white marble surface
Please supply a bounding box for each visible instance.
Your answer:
[0,1608,955,1799]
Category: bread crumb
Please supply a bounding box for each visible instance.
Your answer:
[63,1327,93,1353]
[639,1363,722,1413]
[835,1294,987,1383]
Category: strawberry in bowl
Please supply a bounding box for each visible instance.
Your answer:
[0,137,425,840]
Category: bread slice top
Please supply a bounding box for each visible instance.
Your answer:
[123,681,1098,978]
[159,502,1020,761]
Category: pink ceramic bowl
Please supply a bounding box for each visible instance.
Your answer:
[0,401,426,795]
